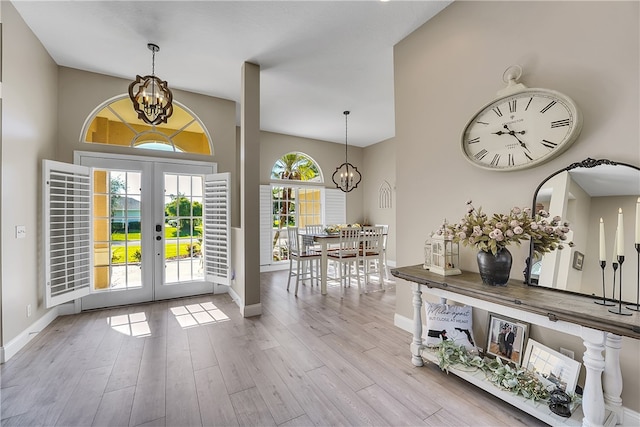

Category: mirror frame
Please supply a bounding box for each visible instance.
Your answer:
[525,157,640,291]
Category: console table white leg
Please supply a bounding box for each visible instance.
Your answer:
[411,283,424,367]
[603,332,623,424]
[581,329,607,427]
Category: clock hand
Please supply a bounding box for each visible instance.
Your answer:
[503,125,530,151]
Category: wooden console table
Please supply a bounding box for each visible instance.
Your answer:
[391,265,640,427]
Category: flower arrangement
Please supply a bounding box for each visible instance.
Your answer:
[324,223,361,234]
[444,200,572,256]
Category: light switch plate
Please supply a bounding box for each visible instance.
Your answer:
[16,225,26,239]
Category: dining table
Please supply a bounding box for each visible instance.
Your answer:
[302,230,385,295]
[301,232,339,295]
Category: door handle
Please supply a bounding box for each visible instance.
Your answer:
[156,224,162,232]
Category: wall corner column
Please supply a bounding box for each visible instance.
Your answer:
[240,61,261,317]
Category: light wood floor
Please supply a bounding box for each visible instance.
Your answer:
[1,271,545,426]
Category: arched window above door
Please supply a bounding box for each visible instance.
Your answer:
[82,96,212,155]
[270,152,322,182]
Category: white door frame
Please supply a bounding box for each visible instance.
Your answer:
[74,151,218,310]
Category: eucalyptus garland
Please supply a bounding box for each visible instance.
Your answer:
[434,340,551,401]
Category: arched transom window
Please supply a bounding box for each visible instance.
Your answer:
[82,96,213,155]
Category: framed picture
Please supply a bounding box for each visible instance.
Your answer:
[485,313,529,366]
[572,251,584,270]
[523,339,581,393]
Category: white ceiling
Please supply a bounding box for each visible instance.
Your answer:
[11,0,451,147]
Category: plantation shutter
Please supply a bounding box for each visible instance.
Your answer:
[43,160,92,308]
[203,172,231,285]
[259,185,273,265]
[324,188,346,225]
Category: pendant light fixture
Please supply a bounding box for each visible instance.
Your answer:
[128,43,174,125]
[332,111,362,193]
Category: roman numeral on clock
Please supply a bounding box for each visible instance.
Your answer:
[525,97,533,111]
[492,107,503,117]
[541,139,557,149]
[474,149,488,161]
[524,152,533,162]
[490,154,500,166]
[551,119,571,128]
[540,100,557,114]
[468,137,480,144]
[508,153,514,166]
[508,100,517,113]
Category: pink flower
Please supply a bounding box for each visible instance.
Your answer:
[513,226,524,235]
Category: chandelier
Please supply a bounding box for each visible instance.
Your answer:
[332,111,362,193]
[128,43,174,125]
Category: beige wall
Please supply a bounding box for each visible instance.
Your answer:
[259,130,364,223]
[1,2,59,343]
[362,137,396,265]
[393,1,639,412]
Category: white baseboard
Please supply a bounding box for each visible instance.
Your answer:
[260,264,288,273]
[227,286,262,317]
[242,303,262,317]
[394,312,413,334]
[1,305,63,363]
[623,407,640,427]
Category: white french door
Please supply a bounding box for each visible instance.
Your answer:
[44,152,230,311]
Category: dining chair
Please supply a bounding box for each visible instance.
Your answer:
[360,225,385,290]
[375,224,390,281]
[286,227,321,296]
[327,227,362,298]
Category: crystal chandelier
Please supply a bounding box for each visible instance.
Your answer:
[128,43,174,125]
[332,111,362,193]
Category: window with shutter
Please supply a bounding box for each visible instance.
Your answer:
[43,160,92,307]
[203,172,231,286]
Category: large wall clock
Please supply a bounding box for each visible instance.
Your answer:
[461,66,582,171]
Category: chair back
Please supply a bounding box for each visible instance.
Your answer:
[305,224,324,235]
[287,227,301,257]
[336,227,361,258]
[362,226,384,255]
[375,224,389,250]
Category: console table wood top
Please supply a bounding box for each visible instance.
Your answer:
[391,265,640,340]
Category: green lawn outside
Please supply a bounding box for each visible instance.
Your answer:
[111,242,200,264]
[111,226,203,241]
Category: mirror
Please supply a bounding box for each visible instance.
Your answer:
[527,158,640,303]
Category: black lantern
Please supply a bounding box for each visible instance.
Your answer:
[128,43,174,125]
[332,111,362,192]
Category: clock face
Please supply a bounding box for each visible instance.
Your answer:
[461,89,582,171]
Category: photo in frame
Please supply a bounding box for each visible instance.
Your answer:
[572,251,584,270]
[485,313,529,366]
[523,339,581,393]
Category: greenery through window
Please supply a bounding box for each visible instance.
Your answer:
[270,152,322,262]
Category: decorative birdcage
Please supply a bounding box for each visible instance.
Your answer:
[429,234,461,276]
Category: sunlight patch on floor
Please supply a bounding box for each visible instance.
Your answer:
[170,302,230,329]
[107,312,151,337]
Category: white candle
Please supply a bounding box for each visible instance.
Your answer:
[612,228,618,264]
[617,208,624,257]
[599,218,606,261]
[636,197,640,244]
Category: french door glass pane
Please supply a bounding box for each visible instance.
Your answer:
[164,173,204,284]
[271,186,297,262]
[297,188,321,228]
[92,169,142,291]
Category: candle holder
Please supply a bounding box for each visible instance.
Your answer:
[609,255,632,316]
[626,244,640,311]
[594,260,614,306]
